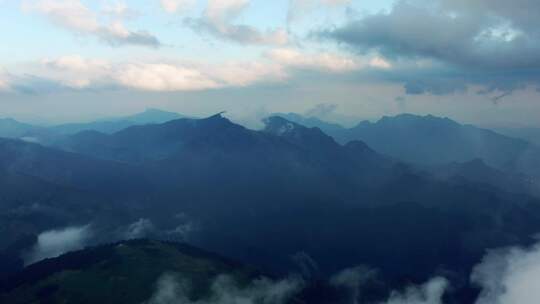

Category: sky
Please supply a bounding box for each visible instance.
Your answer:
[0,0,539,128]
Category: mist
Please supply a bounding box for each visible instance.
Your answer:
[145,273,303,304]
[23,225,92,266]
[472,241,540,304]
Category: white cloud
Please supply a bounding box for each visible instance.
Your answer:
[13,48,374,93]
[115,63,220,91]
[123,218,156,239]
[370,57,392,69]
[187,0,289,46]
[160,0,195,13]
[267,48,360,72]
[472,242,540,304]
[268,48,391,72]
[22,0,161,47]
[380,277,449,304]
[373,239,540,304]
[24,225,92,265]
[330,266,377,303]
[34,55,286,92]
[22,0,98,32]
[42,55,111,88]
[287,0,350,23]
[101,2,138,19]
[0,71,11,91]
[145,273,303,304]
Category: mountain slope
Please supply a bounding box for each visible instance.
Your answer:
[428,159,540,197]
[0,240,284,304]
[0,138,149,194]
[0,138,155,276]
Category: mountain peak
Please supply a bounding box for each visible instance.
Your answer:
[263,116,338,149]
[197,112,236,127]
[205,111,227,120]
[263,116,298,136]
[126,108,184,124]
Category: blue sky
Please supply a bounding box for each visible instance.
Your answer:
[1,0,539,128]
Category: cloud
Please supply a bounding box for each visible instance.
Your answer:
[114,63,221,91]
[330,266,377,304]
[42,55,112,88]
[28,55,284,92]
[287,0,350,24]
[165,213,197,241]
[370,239,540,304]
[10,49,372,93]
[185,0,288,46]
[24,225,92,265]
[471,242,540,304]
[22,0,161,47]
[160,0,195,13]
[21,51,367,93]
[320,0,540,96]
[323,0,540,69]
[0,71,11,91]
[380,277,449,304]
[267,48,391,74]
[101,2,139,19]
[123,218,156,239]
[305,103,338,117]
[267,48,360,72]
[291,251,320,279]
[145,273,303,304]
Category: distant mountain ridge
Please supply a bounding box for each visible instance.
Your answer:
[51,108,187,135]
[0,109,188,145]
[493,126,540,146]
[273,113,540,177]
[0,118,47,139]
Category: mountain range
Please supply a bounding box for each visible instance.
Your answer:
[1,111,540,303]
[274,113,540,178]
[0,108,186,144]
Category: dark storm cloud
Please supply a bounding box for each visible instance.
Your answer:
[319,0,540,96]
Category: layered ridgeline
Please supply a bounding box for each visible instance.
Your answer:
[274,113,540,178]
[1,113,540,303]
[0,109,186,144]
